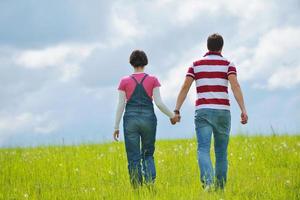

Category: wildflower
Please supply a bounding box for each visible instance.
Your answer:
[281,142,288,148]
[108,147,115,152]
[108,170,114,175]
[158,160,164,164]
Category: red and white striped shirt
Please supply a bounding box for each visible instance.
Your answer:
[186,51,237,110]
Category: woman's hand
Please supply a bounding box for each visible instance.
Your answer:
[170,114,181,125]
[113,130,119,141]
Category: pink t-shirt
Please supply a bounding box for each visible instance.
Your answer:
[118,73,161,100]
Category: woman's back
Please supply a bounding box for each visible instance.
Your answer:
[118,72,160,101]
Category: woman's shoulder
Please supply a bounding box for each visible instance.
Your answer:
[146,74,159,80]
[119,75,132,82]
[146,74,161,87]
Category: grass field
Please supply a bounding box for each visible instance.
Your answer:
[0,135,299,200]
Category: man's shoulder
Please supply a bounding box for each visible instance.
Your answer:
[192,56,231,67]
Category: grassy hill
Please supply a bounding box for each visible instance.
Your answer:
[0,135,299,199]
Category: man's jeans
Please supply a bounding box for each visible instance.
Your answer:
[195,108,231,189]
[123,110,157,187]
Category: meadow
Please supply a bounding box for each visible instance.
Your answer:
[0,135,299,200]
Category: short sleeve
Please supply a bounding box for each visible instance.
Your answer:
[186,66,195,79]
[227,62,237,76]
[153,77,161,88]
[118,79,126,91]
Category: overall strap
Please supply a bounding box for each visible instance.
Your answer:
[130,74,148,85]
[140,74,148,84]
[130,75,139,84]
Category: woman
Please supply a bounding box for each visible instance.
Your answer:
[113,50,179,187]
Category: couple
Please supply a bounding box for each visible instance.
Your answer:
[113,33,248,190]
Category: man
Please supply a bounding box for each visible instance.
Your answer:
[174,33,248,190]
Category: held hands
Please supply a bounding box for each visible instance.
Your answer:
[170,114,181,125]
[170,109,181,125]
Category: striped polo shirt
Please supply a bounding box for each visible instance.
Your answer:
[186,51,237,110]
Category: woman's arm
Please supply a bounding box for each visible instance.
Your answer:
[114,90,126,130]
[113,90,126,141]
[153,87,175,118]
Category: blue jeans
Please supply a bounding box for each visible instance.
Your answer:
[195,108,231,189]
[123,110,157,187]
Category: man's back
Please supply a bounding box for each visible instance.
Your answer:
[186,51,237,110]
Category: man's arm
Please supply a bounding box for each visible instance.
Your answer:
[175,76,194,111]
[228,74,248,124]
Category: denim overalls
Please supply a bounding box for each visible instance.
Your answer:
[123,74,157,187]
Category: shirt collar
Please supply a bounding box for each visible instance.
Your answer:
[204,51,223,57]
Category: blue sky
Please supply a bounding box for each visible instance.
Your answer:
[0,0,299,147]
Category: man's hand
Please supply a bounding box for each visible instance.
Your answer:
[241,111,248,124]
[170,114,181,125]
[113,130,119,141]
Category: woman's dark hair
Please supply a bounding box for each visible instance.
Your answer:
[129,50,148,68]
[207,33,224,51]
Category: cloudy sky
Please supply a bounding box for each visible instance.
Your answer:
[0,0,299,147]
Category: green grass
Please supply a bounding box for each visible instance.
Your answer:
[0,135,300,199]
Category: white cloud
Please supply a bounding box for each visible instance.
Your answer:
[15,43,99,81]
[108,2,146,47]
[173,1,219,25]
[16,44,96,68]
[266,66,300,89]
[157,0,269,28]
[34,121,59,134]
[111,12,140,39]
[0,112,59,133]
[233,27,300,89]
[0,111,59,144]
